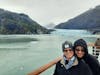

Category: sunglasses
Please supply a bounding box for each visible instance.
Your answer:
[75,49,84,52]
[64,49,73,52]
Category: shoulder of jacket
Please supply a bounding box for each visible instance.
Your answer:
[84,54,100,65]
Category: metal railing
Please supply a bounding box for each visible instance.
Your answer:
[92,46,100,59]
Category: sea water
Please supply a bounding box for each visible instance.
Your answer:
[0,29,100,75]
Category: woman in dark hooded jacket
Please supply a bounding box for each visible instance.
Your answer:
[53,40,93,75]
[73,39,100,75]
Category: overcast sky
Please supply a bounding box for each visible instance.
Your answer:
[0,0,100,26]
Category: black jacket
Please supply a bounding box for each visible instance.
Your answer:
[53,58,92,75]
[74,39,100,75]
[83,54,100,75]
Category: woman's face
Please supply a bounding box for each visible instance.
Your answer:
[63,48,74,60]
[75,46,85,58]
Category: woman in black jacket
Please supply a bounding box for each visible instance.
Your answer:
[73,39,100,75]
[53,41,92,75]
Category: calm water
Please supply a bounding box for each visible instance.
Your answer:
[0,29,100,75]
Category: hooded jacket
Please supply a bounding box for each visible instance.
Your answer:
[73,39,100,75]
[73,39,88,57]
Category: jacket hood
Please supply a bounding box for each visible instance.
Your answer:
[73,39,88,56]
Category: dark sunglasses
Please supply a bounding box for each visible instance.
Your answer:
[64,49,73,52]
[75,49,84,52]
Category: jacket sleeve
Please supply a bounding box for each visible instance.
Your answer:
[83,54,100,75]
[83,63,93,75]
[53,64,58,75]
[97,66,100,75]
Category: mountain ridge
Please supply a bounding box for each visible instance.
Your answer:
[55,5,100,30]
[0,8,49,34]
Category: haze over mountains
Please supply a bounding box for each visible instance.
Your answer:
[45,23,56,29]
[55,5,100,30]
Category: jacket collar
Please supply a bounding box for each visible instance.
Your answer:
[60,57,78,69]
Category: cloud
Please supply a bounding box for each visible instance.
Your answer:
[0,0,100,25]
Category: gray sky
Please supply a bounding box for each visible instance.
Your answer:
[0,0,100,26]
